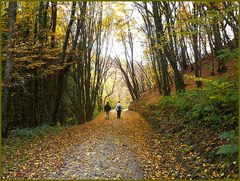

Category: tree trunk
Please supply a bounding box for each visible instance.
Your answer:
[2,1,17,137]
[210,3,227,73]
[162,1,185,92]
[192,3,202,87]
[51,2,76,124]
[50,2,57,48]
[152,1,170,96]
[180,36,188,71]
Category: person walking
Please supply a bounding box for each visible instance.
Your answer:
[104,102,111,120]
[115,101,122,119]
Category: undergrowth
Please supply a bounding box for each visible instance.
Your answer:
[132,78,238,179]
[9,124,65,138]
[160,78,238,155]
[2,124,66,172]
[160,78,238,130]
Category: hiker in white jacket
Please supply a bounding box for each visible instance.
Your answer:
[115,101,122,119]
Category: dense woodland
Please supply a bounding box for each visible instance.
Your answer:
[1,1,238,134]
[1,1,239,180]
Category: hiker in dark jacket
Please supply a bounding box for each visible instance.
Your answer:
[104,102,112,120]
[115,101,122,119]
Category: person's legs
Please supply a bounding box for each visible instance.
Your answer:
[117,111,120,119]
[106,111,110,120]
[119,110,122,119]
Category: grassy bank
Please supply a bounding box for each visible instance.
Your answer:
[129,78,238,179]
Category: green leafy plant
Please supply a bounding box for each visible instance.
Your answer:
[159,79,238,129]
[216,144,238,155]
[217,49,238,62]
[10,124,64,138]
[219,131,237,140]
[65,117,78,126]
[216,130,238,156]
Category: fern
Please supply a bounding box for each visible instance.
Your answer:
[216,144,238,155]
[217,49,237,62]
[216,130,238,156]
[219,131,236,140]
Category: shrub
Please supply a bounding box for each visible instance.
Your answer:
[10,124,64,138]
[65,117,78,126]
[216,130,238,156]
[217,48,238,62]
[159,79,238,129]
[216,144,238,155]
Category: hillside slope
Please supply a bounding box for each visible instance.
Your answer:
[129,58,238,179]
[130,57,237,109]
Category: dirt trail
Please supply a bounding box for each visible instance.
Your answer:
[47,110,148,180]
[3,110,189,179]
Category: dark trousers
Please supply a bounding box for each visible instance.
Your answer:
[117,110,122,119]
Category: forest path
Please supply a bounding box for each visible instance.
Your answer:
[47,110,151,179]
[3,110,187,179]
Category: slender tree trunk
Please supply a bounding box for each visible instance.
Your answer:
[180,36,188,71]
[50,2,57,48]
[162,2,185,92]
[2,1,17,137]
[207,29,215,76]
[43,1,49,43]
[152,1,170,96]
[51,2,76,124]
[192,3,202,87]
[210,3,227,73]
[38,1,44,52]
[142,2,162,93]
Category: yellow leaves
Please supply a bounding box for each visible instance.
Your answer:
[114,3,127,13]
[184,74,214,83]
[101,15,114,29]
[178,3,192,21]
[27,61,46,69]
[2,110,239,179]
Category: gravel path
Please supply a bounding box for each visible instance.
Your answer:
[48,111,144,180]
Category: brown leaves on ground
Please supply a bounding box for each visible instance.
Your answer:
[2,110,237,180]
[129,100,238,179]
[2,119,104,179]
[47,112,144,180]
[121,112,188,179]
[2,111,148,179]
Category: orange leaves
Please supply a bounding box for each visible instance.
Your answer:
[130,87,239,179]
[116,111,187,179]
[2,110,238,179]
[2,124,89,179]
[27,61,46,69]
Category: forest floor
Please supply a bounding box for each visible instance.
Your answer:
[128,58,238,179]
[138,58,238,105]
[2,111,191,180]
[47,111,144,180]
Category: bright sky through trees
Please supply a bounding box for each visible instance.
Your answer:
[2,1,238,179]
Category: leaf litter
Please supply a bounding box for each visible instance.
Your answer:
[2,110,225,180]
